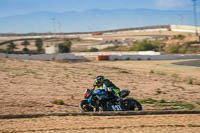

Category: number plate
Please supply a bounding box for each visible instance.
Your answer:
[111,105,122,111]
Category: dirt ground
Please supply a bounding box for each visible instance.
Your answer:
[1,58,200,133]
[1,114,200,133]
[0,58,200,115]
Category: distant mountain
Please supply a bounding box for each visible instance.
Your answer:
[0,8,198,33]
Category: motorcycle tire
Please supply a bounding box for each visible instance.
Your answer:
[80,100,94,112]
[123,98,142,111]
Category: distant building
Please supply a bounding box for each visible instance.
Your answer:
[92,32,103,36]
[45,45,59,54]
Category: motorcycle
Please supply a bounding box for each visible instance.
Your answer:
[80,87,142,112]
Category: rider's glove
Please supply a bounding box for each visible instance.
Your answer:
[93,81,97,87]
[106,87,112,92]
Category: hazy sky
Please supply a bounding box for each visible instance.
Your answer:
[0,0,198,18]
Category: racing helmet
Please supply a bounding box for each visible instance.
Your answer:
[95,75,104,87]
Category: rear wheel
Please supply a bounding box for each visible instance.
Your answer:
[123,98,142,111]
[80,100,94,112]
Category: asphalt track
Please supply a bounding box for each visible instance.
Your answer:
[1,110,200,119]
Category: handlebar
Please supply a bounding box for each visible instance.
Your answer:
[92,85,96,90]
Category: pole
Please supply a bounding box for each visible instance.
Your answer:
[192,0,199,42]
[178,14,183,25]
[52,18,56,33]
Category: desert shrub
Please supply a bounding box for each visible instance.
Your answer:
[138,98,195,110]
[138,98,158,104]
[165,42,199,54]
[188,79,193,85]
[196,102,200,105]
[178,44,189,54]
[130,40,160,51]
[155,88,162,95]
[159,99,167,103]
[58,40,72,53]
[155,101,195,110]
[119,70,129,74]
[52,99,65,105]
[7,42,16,53]
[172,34,185,40]
[165,45,180,53]
[178,43,198,54]
[0,129,17,133]
[150,70,154,73]
[88,47,99,52]
[185,46,198,54]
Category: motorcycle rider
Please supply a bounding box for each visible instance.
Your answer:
[93,76,121,101]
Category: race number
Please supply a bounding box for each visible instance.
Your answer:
[111,105,122,111]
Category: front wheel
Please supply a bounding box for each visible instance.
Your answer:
[123,98,142,111]
[80,100,94,112]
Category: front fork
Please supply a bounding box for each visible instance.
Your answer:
[87,97,100,112]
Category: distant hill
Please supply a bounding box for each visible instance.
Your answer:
[0,8,198,33]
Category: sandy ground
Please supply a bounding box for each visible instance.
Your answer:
[0,114,200,133]
[0,58,200,115]
[0,58,200,133]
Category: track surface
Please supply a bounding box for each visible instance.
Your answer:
[1,110,200,119]
[0,114,200,133]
